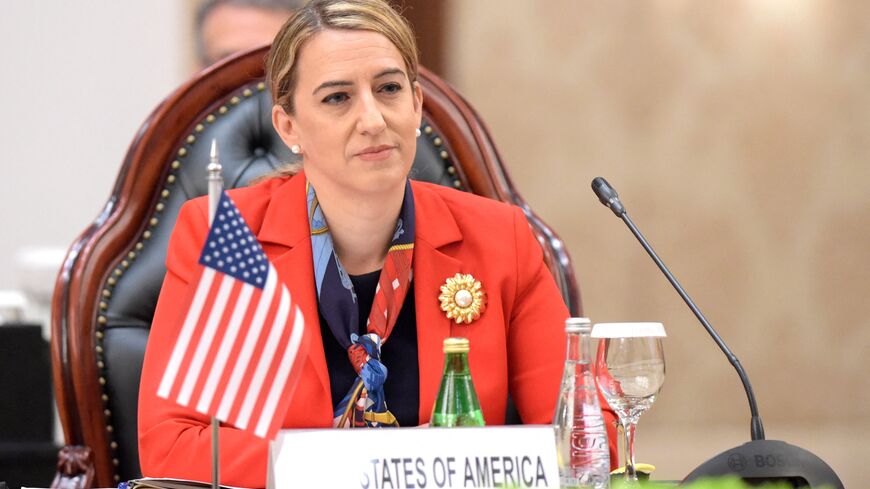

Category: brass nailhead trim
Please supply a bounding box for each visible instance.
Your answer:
[206,114,216,123]
[97,361,105,369]
[156,203,165,212]
[106,425,113,433]
[114,476,121,483]
[177,148,187,157]
[243,88,253,97]
[107,277,116,286]
[144,230,152,239]
[113,458,120,467]
[111,441,118,449]
[230,96,240,105]
[167,175,176,184]
[99,377,106,385]
[95,331,104,339]
[257,82,266,91]
[422,125,461,190]
[128,251,136,259]
[171,160,181,169]
[104,409,111,417]
[98,315,107,324]
[218,106,228,114]
[102,289,111,297]
[113,268,122,277]
[121,260,129,269]
[99,301,108,310]
[135,242,144,250]
[186,135,196,144]
[150,217,159,227]
[101,394,109,402]
[161,189,170,198]
[195,124,205,133]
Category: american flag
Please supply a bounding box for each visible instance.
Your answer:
[157,191,309,439]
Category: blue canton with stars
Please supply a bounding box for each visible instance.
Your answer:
[198,191,269,289]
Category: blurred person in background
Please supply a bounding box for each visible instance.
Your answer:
[196,0,304,69]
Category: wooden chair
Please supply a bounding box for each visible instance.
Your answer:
[50,45,581,487]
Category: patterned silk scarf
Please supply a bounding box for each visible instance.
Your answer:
[307,180,415,427]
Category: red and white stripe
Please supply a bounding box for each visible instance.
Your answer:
[157,265,308,439]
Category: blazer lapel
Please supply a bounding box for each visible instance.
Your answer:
[257,173,333,424]
[411,182,464,424]
[254,177,467,426]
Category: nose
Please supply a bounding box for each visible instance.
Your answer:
[355,91,387,136]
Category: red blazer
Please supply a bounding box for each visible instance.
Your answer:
[138,173,618,487]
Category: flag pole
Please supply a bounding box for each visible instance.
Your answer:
[207,139,223,489]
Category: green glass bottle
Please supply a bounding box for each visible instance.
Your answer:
[430,337,486,427]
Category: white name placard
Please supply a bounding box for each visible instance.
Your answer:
[267,426,559,489]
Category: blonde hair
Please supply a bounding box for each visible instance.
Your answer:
[267,0,419,112]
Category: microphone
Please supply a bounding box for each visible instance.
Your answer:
[591,177,625,217]
[591,177,843,488]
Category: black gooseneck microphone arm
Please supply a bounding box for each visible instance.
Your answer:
[591,176,765,442]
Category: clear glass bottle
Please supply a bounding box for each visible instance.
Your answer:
[430,337,485,427]
[554,318,610,488]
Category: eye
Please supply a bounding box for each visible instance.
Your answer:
[322,92,349,105]
[379,82,403,94]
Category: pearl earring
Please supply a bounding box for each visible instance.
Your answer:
[415,128,422,137]
[291,144,301,154]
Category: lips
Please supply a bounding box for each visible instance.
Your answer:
[356,144,396,161]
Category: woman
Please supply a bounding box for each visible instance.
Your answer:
[138,0,617,486]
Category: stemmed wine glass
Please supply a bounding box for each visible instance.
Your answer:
[592,322,666,483]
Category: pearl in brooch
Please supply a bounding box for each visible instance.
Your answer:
[454,289,473,308]
[439,273,486,324]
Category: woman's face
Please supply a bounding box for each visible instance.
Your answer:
[272,28,423,198]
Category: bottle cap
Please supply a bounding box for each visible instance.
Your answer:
[565,317,592,333]
[443,337,470,353]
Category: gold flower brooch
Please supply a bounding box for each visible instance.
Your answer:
[439,273,486,324]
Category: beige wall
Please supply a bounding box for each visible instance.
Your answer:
[445,0,869,485]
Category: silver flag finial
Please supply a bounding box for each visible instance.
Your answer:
[208,139,219,165]
[207,139,224,225]
[207,139,222,175]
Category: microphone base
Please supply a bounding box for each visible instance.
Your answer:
[682,439,843,488]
